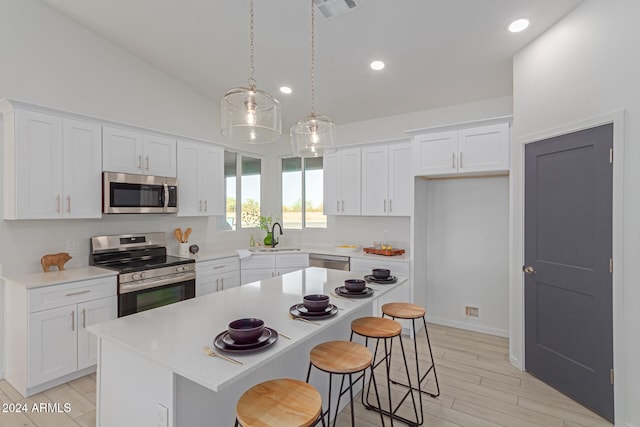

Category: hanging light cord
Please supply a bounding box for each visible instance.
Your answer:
[248,0,256,91]
[309,0,316,118]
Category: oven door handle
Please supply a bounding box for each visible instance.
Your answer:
[120,272,196,294]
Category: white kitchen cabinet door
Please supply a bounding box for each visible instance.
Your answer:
[15,109,63,219]
[323,148,360,215]
[177,141,201,216]
[200,145,224,215]
[62,119,102,219]
[196,274,218,297]
[457,123,509,174]
[388,142,412,216]
[77,296,117,370]
[28,305,77,387]
[102,126,143,174]
[361,145,389,216]
[217,270,240,291]
[142,134,177,177]
[412,130,458,176]
[275,253,309,269]
[241,268,274,285]
[323,151,340,215]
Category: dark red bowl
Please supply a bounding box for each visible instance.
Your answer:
[344,279,366,292]
[228,318,265,344]
[303,294,330,312]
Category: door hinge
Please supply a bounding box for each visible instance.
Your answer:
[609,258,613,274]
[609,148,613,164]
[610,369,614,385]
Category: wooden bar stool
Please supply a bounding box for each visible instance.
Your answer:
[351,317,419,426]
[306,340,385,427]
[235,378,325,427]
[382,303,440,426]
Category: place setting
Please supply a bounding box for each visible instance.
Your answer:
[363,268,398,284]
[333,278,375,299]
[289,294,339,324]
[209,318,288,360]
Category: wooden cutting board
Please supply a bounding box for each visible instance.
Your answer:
[363,247,405,256]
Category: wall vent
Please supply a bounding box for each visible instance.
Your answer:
[314,0,358,19]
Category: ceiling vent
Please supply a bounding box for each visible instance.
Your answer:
[314,0,358,19]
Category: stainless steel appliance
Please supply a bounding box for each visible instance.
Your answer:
[309,253,350,271]
[103,172,178,214]
[90,232,195,317]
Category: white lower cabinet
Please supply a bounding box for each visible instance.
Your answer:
[196,257,240,297]
[240,253,309,284]
[6,275,117,397]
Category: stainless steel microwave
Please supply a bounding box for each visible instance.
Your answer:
[103,172,178,214]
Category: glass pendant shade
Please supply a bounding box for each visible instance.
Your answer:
[221,87,282,144]
[291,114,336,157]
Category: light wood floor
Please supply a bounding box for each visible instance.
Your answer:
[0,324,613,427]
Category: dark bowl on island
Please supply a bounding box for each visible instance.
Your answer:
[344,279,366,292]
[303,294,330,312]
[372,268,391,279]
[228,318,265,344]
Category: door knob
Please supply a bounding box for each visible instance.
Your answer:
[522,265,537,275]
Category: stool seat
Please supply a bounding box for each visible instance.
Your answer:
[351,316,401,338]
[382,302,426,319]
[310,341,372,373]
[236,379,322,427]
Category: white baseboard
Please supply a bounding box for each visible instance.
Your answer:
[427,316,508,338]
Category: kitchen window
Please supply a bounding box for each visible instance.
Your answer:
[224,152,262,230]
[281,157,326,229]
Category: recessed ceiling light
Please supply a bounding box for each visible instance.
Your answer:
[508,18,530,33]
[370,60,385,71]
[279,86,292,94]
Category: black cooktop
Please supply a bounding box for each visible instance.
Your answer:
[96,255,193,274]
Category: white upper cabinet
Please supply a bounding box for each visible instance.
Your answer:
[361,141,412,216]
[412,122,510,177]
[177,140,224,216]
[324,147,361,215]
[103,126,176,177]
[2,104,102,220]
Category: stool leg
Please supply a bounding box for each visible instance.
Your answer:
[348,373,355,427]
[422,316,441,398]
[368,364,386,427]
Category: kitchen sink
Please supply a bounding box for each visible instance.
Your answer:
[248,248,301,253]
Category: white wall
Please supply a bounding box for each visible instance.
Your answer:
[512,0,639,424]
[425,176,509,336]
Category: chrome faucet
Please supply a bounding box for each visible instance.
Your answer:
[270,222,283,247]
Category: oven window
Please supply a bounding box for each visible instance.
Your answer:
[119,280,195,317]
[111,183,163,207]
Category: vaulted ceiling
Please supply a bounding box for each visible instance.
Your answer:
[40,0,584,130]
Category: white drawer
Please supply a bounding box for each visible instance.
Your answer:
[275,253,309,268]
[350,259,410,276]
[240,254,276,270]
[196,257,239,275]
[28,276,117,313]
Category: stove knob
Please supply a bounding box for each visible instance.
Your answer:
[140,272,147,279]
[132,273,139,280]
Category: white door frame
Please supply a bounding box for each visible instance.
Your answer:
[510,110,625,423]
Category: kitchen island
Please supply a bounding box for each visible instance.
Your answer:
[88,267,407,427]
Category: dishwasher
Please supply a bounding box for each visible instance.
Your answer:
[309,253,350,271]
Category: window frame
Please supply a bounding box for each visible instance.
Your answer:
[281,156,326,230]
[224,150,263,231]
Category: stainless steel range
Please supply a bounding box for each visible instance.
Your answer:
[90,232,195,317]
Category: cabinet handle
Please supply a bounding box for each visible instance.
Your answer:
[82,308,86,329]
[452,153,456,169]
[67,196,71,214]
[65,290,91,297]
[384,199,387,212]
[341,200,345,212]
[71,310,75,331]
[389,199,392,212]
[138,155,143,170]
[198,200,202,212]
[220,278,224,290]
[216,278,219,292]
[56,195,61,213]
[145,156,150,171]
[204,200,208,212]
[459,152,463,169]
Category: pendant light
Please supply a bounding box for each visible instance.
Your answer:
[291,0,337,158]
[221,0,281,144]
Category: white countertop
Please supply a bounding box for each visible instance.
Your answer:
[2,266,117,289]
[88,267,405,392]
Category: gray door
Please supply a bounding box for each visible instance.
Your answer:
[524,123,613,422]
